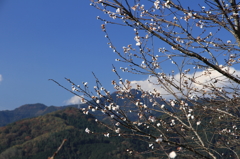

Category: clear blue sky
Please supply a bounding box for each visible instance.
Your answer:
[0,0,138,110]
[0,1,237,110]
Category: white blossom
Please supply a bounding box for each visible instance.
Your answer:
[136,41,141,46]
[170,100,175,106]
[72,86,76,91]
[155,137,162,143]
[115,128,120,133]
[116,8,121,14]
[149,116,156,122]
[85,128,90,133]
[169,151,177,158]
[149,143,154,149]
[154,0,160,9]
[104,133,110,137]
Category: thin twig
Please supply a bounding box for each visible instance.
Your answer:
[48,139,67,159]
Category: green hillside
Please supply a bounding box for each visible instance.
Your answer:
[0,107,152,159]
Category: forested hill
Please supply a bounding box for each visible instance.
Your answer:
[0,103,65,127]
[0,107,152,159]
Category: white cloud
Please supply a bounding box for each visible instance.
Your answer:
[130,76,174,98]
[64,95,81,105]
[129,67,240,99]
[183,67,240,90]
[131,77,162,92]
[0,74,2,82]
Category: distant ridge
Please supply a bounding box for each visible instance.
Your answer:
[0,89,167,127]
[0,103,64,127]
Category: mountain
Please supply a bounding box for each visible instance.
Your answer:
[0,91,239,158]
[0,103,64,127]
[0,90,139,127]
[79,89,172,122]
[0,107,152,159]
[0,89,169,127]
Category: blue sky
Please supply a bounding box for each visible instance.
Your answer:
[0,1,238,110]
[0,0,137,110]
